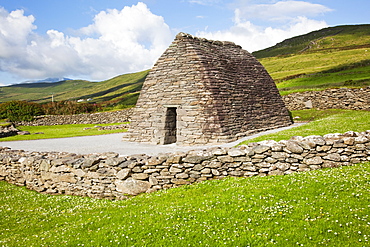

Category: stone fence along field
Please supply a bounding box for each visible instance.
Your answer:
[282,87,370,111]
[1,131,369,200]
[15,108,133,126]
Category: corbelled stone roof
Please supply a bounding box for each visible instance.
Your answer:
[124,33,292,145]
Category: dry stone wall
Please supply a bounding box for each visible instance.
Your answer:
[15,109,133,126]
[1,130,369,200]
[0,124,19,138]
[282,87,370,111]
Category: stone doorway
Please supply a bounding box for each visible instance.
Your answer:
[163,107,177,144]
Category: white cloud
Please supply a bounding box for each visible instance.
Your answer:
[237,0,332,21]
[0,3,173,82]
[197,1,330,52]
[188,0,222,5]
[0,8,36,58]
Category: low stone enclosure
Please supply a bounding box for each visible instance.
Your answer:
[1,130,369,200]
[0,124,19,138]
[283,86,370,111]
[14,108,133,126]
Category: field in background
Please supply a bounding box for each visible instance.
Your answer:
[0,70,148,108]
[253,25,370,95]
[0,123,127,141]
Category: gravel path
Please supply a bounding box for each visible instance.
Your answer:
[0,123,305,156]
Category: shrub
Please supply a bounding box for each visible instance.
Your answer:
[41,101,101,115]
[0,101,44,122]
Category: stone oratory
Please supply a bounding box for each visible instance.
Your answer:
[124,33,293,145]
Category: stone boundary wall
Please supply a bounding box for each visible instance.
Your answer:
[15,109,133,126]
[1,130,369,200]
[282,87,370,111]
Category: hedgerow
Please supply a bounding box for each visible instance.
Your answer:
[0,101,44,122]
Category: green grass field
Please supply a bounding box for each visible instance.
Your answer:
[0,123,127,141]
[1,162,369,246]
[260,49,370,95]
[239,110,370,145]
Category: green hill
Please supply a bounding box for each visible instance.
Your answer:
[0,70,149,105]
[253,24,370,59]
[252,24,370,94]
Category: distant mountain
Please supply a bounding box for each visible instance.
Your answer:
[21,77,72,84]
[0,71,149,106]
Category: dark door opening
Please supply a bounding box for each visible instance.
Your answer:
[163,107,177,144]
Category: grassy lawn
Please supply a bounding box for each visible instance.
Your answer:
[1,162,369,246]
[258,47,370,95]
[0,123,128,141]
[239,109,370,145]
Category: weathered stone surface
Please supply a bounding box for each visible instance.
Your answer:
[200,168,211,174]
[304,157,323,165]
[131,173,149,180]
[176,173,189,179]
[323,153,341,161]
[39,160,51,171]
[116,169,131,180]
[303,136,326,146]
[171,178,190,185]
[183,156,210,164]
[54,174,77,183]
[17,131,30,135]
[73,169,86,177]
[82,158,100,168]
[281,140,304,154]
[252,145,271,154]
[169,166,183,173]
[217,156,234,163]
[115,178,150,195]
[228,149,245,157]
[271,152,290,160]
[0,124,19,138]
[269,170,284,176]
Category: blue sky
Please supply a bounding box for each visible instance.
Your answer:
[0,0,369,85]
